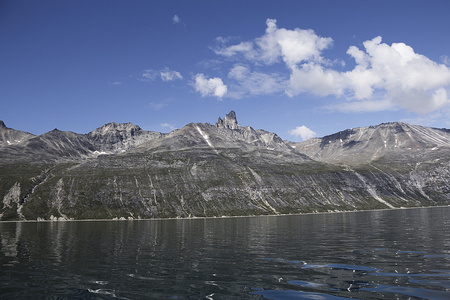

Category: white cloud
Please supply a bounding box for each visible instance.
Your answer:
[286,36,450,114]
[160,68,183,81]
[194,73,227,98]
[209,19,450,115]
[289,125,317,141]
[259,19,333,67]
[215,19,333,67]
[172,14,186,27]
[149,98,173,111]
[107,81,122,86]
[141,69,158,81]
[287,63,344,97]
[340,36,450,113]
[149,102,167,111]
[172,15,181,24]
[227,65,286,98]
[141,68,183,82]
[214,41,254,57]
[326,98,395,113]
[161,123,176,131]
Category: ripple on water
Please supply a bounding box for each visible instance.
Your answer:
[360,284,450,300]
[259,255,450,300]
[254,289,357,299]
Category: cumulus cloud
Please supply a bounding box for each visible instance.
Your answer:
[287,63,344,97]
[215,19,333,67]
[211,19,450,114]
[289,125,317,141]
[341,36,450,113]
[194,73,227,98]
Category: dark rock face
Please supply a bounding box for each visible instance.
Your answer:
[1,113,450,221]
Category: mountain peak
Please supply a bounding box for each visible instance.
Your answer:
[216,111,238,129]
[0,121,6,128]
[294,121,450,165]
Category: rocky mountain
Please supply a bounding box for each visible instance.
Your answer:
[292,122,450,165]
[0,122,164,163]
[87,122,164,154]
[1,113,449,221]
[0,121,35,147]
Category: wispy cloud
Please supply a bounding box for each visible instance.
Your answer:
[441,55,450,67]
[141,68,183,82]
[141,69,158,81]
[172,14,186,27]
[161,123,176,132]
[148,98,174,111]
[160,68,183,81]
[173,14,181,24]
[107,81,122,86]
[227,65,286,98]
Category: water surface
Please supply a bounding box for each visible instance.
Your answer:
[1,207,450,299]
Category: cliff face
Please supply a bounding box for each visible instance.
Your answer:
[1,113,449,221]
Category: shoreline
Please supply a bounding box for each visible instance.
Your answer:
[1,204,449,224]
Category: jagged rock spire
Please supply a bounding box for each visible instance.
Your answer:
[216,111,239,129]
[0,121,6,128]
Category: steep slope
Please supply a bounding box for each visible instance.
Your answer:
[0,121,35,147]
[293,122,450,165]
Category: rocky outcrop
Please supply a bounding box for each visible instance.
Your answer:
[216,110,239,129]
[87,122,164,154]
[0,112,449,221]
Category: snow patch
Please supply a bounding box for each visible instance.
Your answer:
[196,125,219,154]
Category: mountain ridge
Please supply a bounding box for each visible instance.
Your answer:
[293,121,450,165]
[1,113,449,221]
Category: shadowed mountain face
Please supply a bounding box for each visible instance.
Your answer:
[1,113,449,221]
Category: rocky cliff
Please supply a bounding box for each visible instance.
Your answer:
[1,113,449,221]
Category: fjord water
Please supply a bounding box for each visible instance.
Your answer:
[1,207,450,299]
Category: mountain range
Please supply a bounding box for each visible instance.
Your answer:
[1,111,449,221]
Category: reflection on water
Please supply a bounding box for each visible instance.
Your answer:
[1,206,450,299]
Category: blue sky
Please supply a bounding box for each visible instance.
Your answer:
[1,0,450,141]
